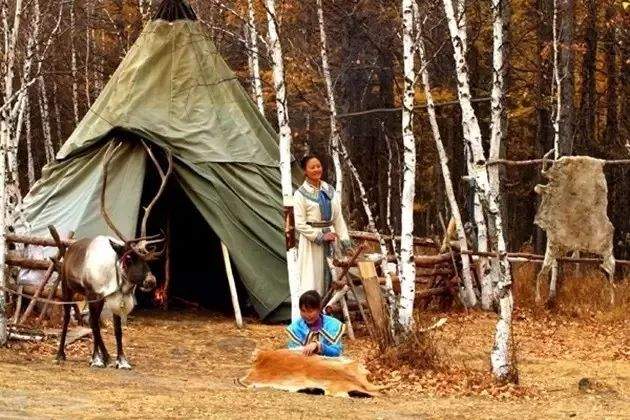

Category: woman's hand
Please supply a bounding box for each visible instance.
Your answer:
[302,342,319,356]
[322,232,337,242]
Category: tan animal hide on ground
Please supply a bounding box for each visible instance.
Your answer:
[535,156,615,269]
[239,349,383,398]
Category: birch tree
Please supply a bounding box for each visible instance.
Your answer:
[316,0,343,195]
[487,0,509,310]
[264,0,299,320]
[413,3,476,311]
[0,119,7,346]
[398,0,417,329]
[70,0,80,124]
[442,0,515,381]
[246,0,265,114]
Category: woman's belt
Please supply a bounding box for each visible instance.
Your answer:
[307,221,333,228]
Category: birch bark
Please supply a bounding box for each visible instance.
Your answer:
[487,0,509,309]
[25,96,35,186]
[316,0,343,195]
[413,5,476,310]
[442,0,515,380]
[398,0,417,330]
[264,0,300,320]
[70,0,80,124]
[246,0,265,114]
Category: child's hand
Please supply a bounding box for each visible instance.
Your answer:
[302,342,319,356]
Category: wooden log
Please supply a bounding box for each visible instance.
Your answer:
[19,261,55,324]
[357,261,392,349]
[349,230,437,247]
[5,233,75,247]
[11,285,24,324]
[460,249,630,266]
[21,229,74,325]
[340,296,355,340]
[415,286,449,299]
[334,252,453,268]
[5,252,51,270]
[37,272,62,323]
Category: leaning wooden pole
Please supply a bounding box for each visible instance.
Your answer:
[221,242,243,328]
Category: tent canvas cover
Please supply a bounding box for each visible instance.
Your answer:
[16,6,293,320]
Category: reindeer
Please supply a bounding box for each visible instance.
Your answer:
[56,140,172,369]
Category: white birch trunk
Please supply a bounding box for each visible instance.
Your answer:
[2,0,25,207]
[38,78,54,162]
[384,126,398,258]
[25,96,35,186]
[473,191,492,307]
[338,140,397,336]
[398,0,417,330]
[138,0,151,23]
[265,0,300,321]
[85,6,92,107]
[549,0,562,299]
[443,0,515,380]
[413,7,476,309]
[53,82,62,147]
[70,0,80,124]
[487,0,509,309]
[0,121,7,345]
[246,0,265,114]
[316,0,343,195]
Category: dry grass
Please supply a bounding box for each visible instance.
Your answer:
[512,260,630,321]
[368,317,445,374]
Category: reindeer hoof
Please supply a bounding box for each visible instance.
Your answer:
[90,356,106,368]
[54,354,66,364]
[115,358,132,370]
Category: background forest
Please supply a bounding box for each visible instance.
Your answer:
[1,0,628,257]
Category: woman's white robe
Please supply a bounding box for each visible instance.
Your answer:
[293,181,350,296]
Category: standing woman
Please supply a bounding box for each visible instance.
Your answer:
[293,155,351,297]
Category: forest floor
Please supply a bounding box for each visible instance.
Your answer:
[0,269,628,419]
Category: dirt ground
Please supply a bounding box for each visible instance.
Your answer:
[0,302,628,419]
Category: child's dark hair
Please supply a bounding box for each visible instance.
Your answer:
[300,154,321,170]
[299,290,322,309]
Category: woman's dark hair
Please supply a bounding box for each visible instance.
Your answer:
[299,290,322,310]
[300,154,322,170]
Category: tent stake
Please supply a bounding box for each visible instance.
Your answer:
[221,242,243,328]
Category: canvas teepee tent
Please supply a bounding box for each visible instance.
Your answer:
[16,0,293,320]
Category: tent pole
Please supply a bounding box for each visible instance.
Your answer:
[221,242,243,328]
[162,209,172,309]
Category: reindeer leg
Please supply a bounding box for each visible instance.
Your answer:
[88,301,109,368]
[113,314,131,370]
[55,280,71,363]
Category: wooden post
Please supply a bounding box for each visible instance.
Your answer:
[11,285,23,324]
[357,260,392,349]
[23,228,73,325]
[221,242,243,328]
[18,261,54,324]
[340,296,355,340]
[161,212,172,309]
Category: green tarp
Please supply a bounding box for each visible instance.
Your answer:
[17,20,293,320]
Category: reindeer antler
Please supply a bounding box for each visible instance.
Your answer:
[139,140,173,239]
[101,141,128,242]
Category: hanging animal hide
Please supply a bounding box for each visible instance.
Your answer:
[534,156,615,302]
[239,349,383,398]
[535,156,615,271]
